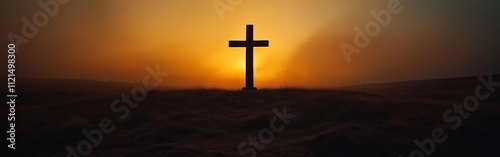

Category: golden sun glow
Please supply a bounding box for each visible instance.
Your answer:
[10,0,487,89]
[240,61,246,71]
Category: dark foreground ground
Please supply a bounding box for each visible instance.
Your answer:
[2,75,500,157]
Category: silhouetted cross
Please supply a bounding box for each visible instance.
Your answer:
[229,24,269,90]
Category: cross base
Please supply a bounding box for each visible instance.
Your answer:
[242,87,257,90]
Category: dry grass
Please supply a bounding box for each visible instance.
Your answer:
[7,76,500,157]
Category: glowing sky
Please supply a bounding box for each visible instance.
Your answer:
[1,0,499,89]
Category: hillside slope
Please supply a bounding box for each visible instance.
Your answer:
[4,75,500,157]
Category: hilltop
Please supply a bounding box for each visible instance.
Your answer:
[6,75,500,157]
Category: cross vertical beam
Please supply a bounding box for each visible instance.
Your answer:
[229,24,269,90]
[245,25,255,90]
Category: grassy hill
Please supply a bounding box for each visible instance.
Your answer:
[5,75,500,157]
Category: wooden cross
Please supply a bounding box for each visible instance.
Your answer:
[229,24,269,90]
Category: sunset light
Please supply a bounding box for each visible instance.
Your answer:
[2,0,500,157]
[2,0,498,89]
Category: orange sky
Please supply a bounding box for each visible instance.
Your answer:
[1,0,499,89]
